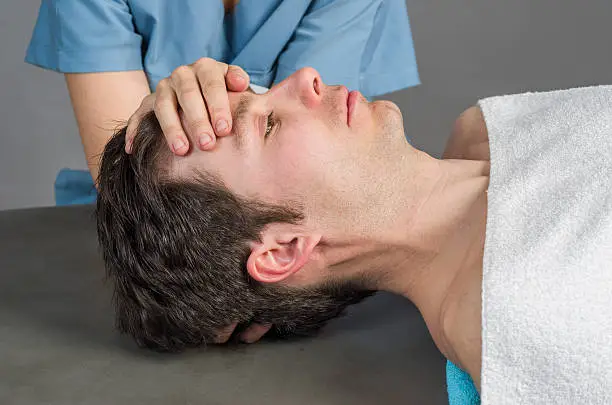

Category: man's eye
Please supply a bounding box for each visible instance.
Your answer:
[264,112,275,138]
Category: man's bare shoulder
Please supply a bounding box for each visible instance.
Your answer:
[442,106,490,161]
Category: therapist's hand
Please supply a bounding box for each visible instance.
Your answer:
[213,322,273,345]
[125,57,250,155]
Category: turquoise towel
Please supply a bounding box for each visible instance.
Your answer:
[446,361,480,405]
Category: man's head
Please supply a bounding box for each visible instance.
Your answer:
[97,68,410,351]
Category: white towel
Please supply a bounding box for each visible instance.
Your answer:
[478,85,612,404]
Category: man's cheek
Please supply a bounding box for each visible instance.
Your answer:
[269,157,305,186]
[268,158,319,194]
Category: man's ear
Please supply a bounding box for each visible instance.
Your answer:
[246,224,321,284]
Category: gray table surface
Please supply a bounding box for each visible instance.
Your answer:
[0,205,447,405]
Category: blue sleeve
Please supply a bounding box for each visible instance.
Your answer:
[25,0,143,73]
[273,0,420,98]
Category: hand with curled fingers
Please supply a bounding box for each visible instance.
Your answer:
[213,322,273,345]
[125,57,250,155]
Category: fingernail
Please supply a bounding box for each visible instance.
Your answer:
[125,139,132,153]
[235,73,245,83]
[199,133,213,147]
[172,139,186,152]
[216,120,229,134]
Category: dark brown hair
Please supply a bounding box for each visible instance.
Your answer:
[96,112,372,352]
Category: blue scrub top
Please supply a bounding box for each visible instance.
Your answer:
[26,0,419,96]
[26,0,420,206]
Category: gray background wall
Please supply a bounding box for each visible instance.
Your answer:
[1,1,611,210]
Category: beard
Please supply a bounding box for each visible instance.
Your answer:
[244,278,376,339]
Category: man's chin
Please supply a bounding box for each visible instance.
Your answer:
[373,99,402,115]
[371,100,405,140]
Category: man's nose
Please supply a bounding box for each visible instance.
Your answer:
[292,67,323,108]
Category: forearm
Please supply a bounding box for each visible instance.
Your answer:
[65,71,150,183]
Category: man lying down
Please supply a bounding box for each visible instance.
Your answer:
[96,67,612,404]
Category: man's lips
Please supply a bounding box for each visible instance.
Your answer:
[340,85,350,126]
[347,89,362,127]
[339,85,362,127]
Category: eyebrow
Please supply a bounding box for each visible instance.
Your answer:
[231,94,253,151]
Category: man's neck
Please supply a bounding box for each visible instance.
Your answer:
[400,156,489,371]
[317,148,488,355]
[338,152,490,358]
